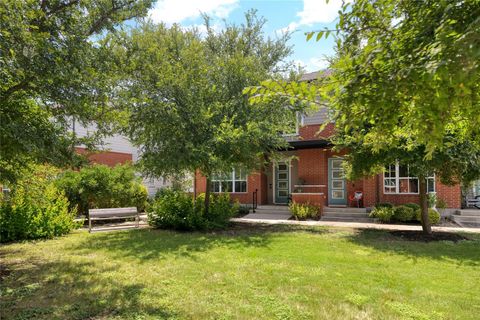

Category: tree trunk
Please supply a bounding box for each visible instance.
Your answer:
[418,176,432,235]
[204,176,211,215]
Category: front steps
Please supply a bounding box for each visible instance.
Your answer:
[451,210,480,228]
[243,205,292,220]
[321,206,375,223]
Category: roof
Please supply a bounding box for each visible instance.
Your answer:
[299,69,332,82]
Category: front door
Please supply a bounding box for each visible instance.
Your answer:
[275,162,290,204]
[328,158,347,206]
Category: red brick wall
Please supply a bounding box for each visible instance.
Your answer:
[436,181,461,208]
[195,170,267,205]
[298,123,335,140]
[75,147,132,167]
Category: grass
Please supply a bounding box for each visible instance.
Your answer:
[1,224,479,320]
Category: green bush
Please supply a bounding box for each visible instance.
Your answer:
[55,164,148,215]
[393,205,415,222]
[415,208,441,225]
[0,165,78,243]
[147,190,237,231]
[236,205,250,216]
[289,202,320,220]
[375,202,393,208]
[369,206,394,222]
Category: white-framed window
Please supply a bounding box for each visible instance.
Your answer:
[282,112,304,136]
[211,169,247,193]
[383,164,435,194]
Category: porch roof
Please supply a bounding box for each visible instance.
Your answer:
[285,139,332,150]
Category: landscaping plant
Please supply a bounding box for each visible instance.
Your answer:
[0,165,78,242]
[55,164,148,215]
[289,202,320,220]
[148,189,238,231]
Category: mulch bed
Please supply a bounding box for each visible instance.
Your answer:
[389,230,470,242]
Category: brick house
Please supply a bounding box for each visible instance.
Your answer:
[194,71,463,210]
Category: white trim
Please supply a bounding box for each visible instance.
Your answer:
[291,192,324,195]
[294,184,326,188]
[211,169,247,193]
[383,163,435,194]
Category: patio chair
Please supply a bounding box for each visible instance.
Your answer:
[349,191,363,208]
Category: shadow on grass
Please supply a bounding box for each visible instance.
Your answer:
[346,229,480,266]
[67,222,331,262]
[0,258,177,320]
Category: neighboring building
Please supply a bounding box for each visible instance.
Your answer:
[73,123,170,196]
[194,71,463,209]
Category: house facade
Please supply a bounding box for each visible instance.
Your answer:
[194,72,463,209]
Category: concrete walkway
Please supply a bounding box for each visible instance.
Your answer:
[231,217,480,234]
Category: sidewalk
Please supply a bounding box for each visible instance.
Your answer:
[231,217,480,234]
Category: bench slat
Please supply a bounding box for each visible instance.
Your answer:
[89,207,137,217]
[90,215,138,220]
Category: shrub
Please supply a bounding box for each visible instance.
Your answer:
[375,202,393,208]
[55,164,148,215]
[147,190,237,231]
[0,165,78,243]
[393,205,415,222]
[289,202,319,220]
[369,206,394,222]
[236,205,250,216]
[415,208,441,225]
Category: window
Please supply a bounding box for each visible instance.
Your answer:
[282,112,303,136]
[383,164,435,194]
[210,169,247,193]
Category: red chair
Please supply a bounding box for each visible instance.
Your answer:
[349,191,363,208]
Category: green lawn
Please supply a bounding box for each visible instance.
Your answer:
[1,224,479,320]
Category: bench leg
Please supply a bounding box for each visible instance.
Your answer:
[89,217,92,233]
[136,215,139,228]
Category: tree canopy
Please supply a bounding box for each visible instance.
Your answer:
[0,0,155,182]
[114,11,298,210]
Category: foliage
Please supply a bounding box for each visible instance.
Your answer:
[148,190,238,231]
[415,208,441,225]
[404,203,421,218]
[393,205,415,222]
[114,11,297,213]
[0,165,77,242]
[237,205,251,217]
[0,0,155,183]
[436,198,447,211]
[55,164,148,215]
[289,202,320,220]
[369,206,394,223]
[428,193,437,208]
[375,202,393,208]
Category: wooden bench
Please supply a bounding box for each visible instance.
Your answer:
[88,207,139,232]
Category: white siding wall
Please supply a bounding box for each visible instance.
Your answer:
[73,122,169,196]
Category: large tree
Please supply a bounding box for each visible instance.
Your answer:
[0,0,155,182]
[115,11,298,212]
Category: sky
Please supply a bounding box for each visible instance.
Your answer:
[148,0,343,72]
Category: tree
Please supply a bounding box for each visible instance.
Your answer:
[0,0,155,182]
[115,11,297,213]
[251,0,480,234]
